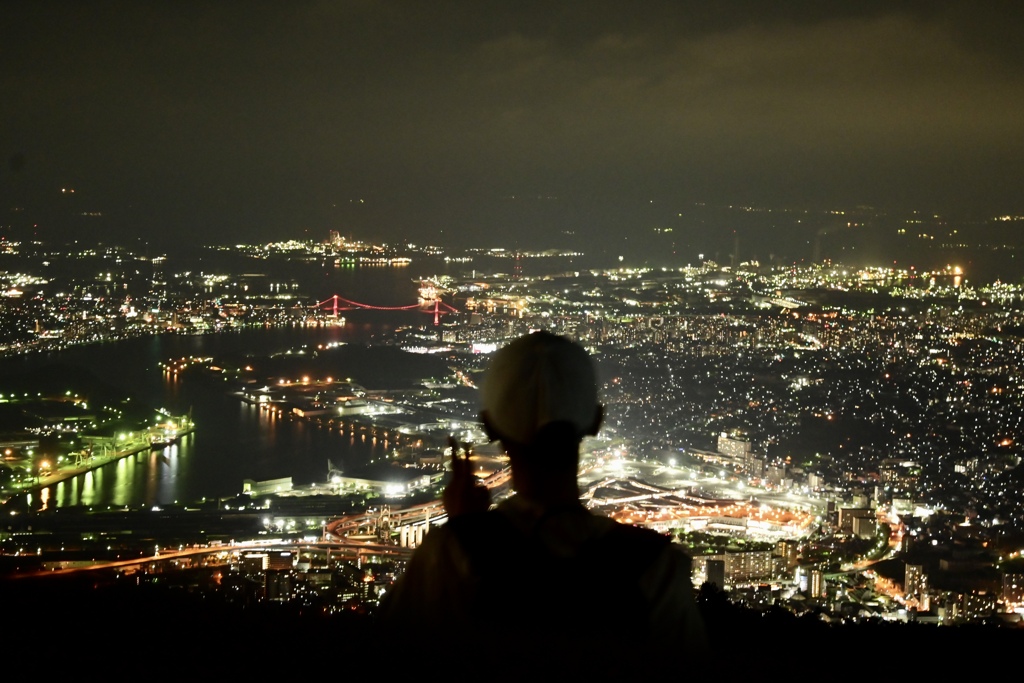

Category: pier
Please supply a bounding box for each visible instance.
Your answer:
[1,421,195,502]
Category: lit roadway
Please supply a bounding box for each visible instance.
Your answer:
[16,458,827,579]
[11,539,414,579]
[843,513,904,574]
[14,465,514,579]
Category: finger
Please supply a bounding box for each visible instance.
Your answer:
[448,435,463,467]
[460,443,476,477]
[449,438,470,479]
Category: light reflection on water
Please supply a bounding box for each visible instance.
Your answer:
[18,328,403,511]
[31,402,396,510]
[5,260,468,511]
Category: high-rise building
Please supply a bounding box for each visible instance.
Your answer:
[775,540,800,568]
[1003,569,1024,605]
[717,433,766,477]
[905,563,925,601]
[838,507,874,534]
[724,549,773,583]
[717,433,751,460]
[809,569,824,599]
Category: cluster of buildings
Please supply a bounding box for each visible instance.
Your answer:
[394,260,1024,623]
[5,235,1024,626]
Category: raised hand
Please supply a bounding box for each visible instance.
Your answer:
[443,435,491,518]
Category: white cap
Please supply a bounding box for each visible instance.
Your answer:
[480,331,600,445]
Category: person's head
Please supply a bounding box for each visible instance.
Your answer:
[480,332,602,488]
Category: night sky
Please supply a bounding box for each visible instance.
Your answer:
[3,1,1024,253]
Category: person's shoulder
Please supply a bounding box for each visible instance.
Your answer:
[442,508,526,568]
[594,517,673,557]
[443,508,514,535]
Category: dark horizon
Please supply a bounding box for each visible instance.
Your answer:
[4,2,1024,251]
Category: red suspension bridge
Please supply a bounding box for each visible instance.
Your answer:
[310,293,460,325]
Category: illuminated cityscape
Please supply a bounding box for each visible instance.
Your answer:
[5,1,1024,669]
[3,227,1024,639]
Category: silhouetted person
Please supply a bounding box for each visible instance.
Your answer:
[379,331,706,674]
